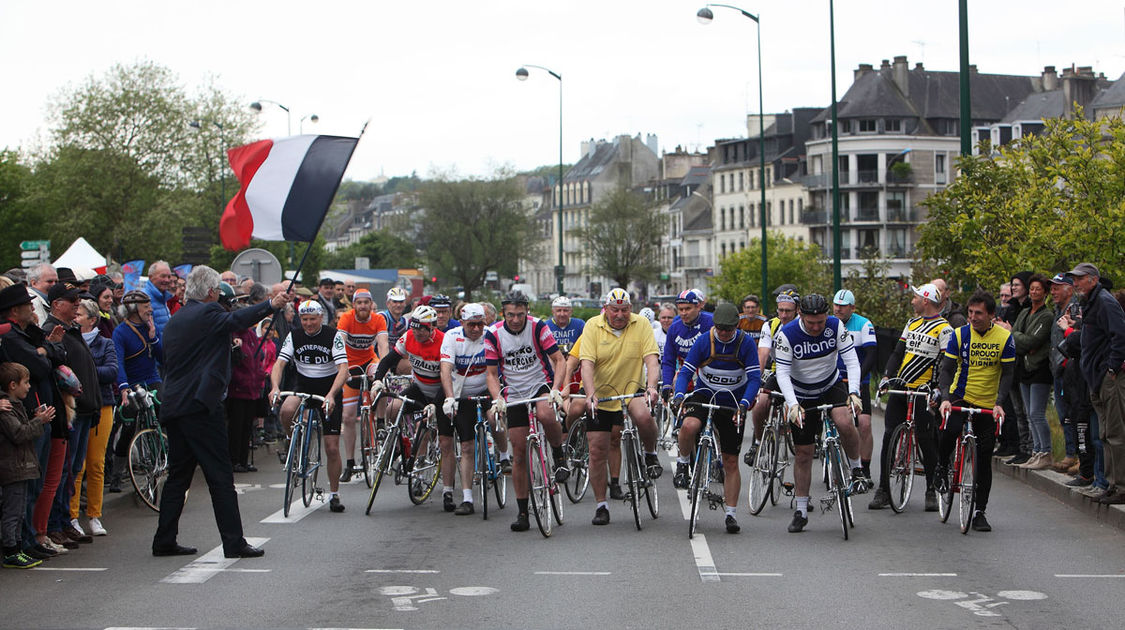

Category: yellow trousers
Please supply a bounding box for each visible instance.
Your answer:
[71,405,113,519]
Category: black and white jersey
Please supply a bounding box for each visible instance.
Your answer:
[279,326,348,379]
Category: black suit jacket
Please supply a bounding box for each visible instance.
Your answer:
[161,299,275,420]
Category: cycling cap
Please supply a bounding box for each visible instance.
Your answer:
[501,291,529,306]
[832,289,855,306]
[298,300,324,316]
[386,287,408,302]
[912,283,941,304]
[798,293,829,315]
[713,303,740,327]
[639,307,655,323]
[461,303,485,321]
[430,294,452,308]
[352,289,373,302]
[411,305,438,325]
[776,289,800,304]
[675,289,703,305]
[604,288,631,306]
[551,296,572,308]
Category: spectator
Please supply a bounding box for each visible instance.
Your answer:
[226,286,270,473]
[997,273,1054,470]
[1049,274,1080,474]
[344,281,356,302]
[737,294,767,340]
[0,362,55,569]
[220,270,238,286]
[1060,327,1097,488]
[67,300,116,538]
[996,283,1013,321]
[332,280,350,312]
[108,290,163,493]
[316,278,338,325]
[143,261,176,337]
[0,276,11,291]
[88,277,119,339]
[25,263,57,326]
[931,278,967,328]
[999,271,1033,463]
[110,272,125,306]
[654,303,676,356]
[482,302,497,326]
[168,276,186,315]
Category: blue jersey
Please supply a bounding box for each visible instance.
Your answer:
[661,311,714,388]
[546,317,585,353]
[836,313,877,384]
[438,318,461,333]
[774,316,859,406]
[674,329,761,407]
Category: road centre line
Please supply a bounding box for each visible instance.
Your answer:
[534,571,612,575]
[32,567,109,572]
[716,572,784,577]
[675,480,720,583]
[879,573,958,577]
[261,499,326,523]
[365,569,441,574]
[159,537,269,584]
[1054,574,1125,578]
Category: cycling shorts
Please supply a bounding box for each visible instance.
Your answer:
[504,385,550,430]
[789,381,848,446]
[588,390,643,432]
[757,372,779,397]
[400,382,452,438]
[294,374,343,436]
[453,398,493,444]
[682,394,745,455]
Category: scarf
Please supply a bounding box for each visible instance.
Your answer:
[82,328,100,345]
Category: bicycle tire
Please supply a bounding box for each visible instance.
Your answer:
[959,436,977,534]
[623,433,641,530]
[828,444,849,540]
[888,423,915,514]
[688,440,711,539]
[747,427,774,515]
[644,440,659,519]
[302,410,321,507]
[365,426,398,515]
[493,436,507,509]
[408,425,440,505]
[359,407,375,488]
[527,438,551,537]
[284,423,303,517]
[128,427,168,512]
[564,419,590,503]
[476,424,489,520]
[938,448,954,523]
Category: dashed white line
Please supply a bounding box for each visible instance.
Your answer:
[159,537,269,584]
[534,571,611,575]
[879,573,958,577]
[365,569,441,574]
[261,498,326,523]
[1055,574,1125,578]
[716,572,783,577]
[33,567,108,572]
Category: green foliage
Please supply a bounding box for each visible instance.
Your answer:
[575,188,664,289]
[0,151,44,270]
[520,163,572,181]
[337,179,383,201]
[843,253,913,329]
[919,111,1125,291]
[709,231,831,303]
[323,229,419,270]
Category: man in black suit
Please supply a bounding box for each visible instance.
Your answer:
[153,266,288,558]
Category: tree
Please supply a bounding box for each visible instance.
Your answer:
[919,111,1125,292]
[0,150,45,270]
[842,253,913,329]
[709,231,831,303]
[323,229,419,270]
[575,188,664,290]
[417,175,540,300]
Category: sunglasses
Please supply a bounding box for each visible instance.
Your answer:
[464,321,485,328]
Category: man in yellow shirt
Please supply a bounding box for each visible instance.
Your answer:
[579,288,661,526]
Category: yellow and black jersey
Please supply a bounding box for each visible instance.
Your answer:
[944,323,1016,408]
[894,315,953,388]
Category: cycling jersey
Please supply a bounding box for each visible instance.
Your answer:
[547,317,585,354]
[944,323,1015,408]
[774,316,859,407]
[674,328,761,407]
[738,314,767,340]
[279,326,348,380]
[578,313,659,412]
[836,312,877,384]
[379,309,407,349]
[894,315,953,388]
[653,323,667,357]
[757,317,787,371]
[439,325,488,397]
[660,311,714,387]
[392,329,445,398]
[336,309,386,367]
[483,316,558,399]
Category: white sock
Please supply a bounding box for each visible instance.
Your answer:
[849,457,862,470]
[677,456,689,464]
[724,506,736,517]
[329,491,338,499]
[499,451,510,461]
[597,501,608,510]
[462,488,473,503]
[442,486,453,495]
[796,496,809,517]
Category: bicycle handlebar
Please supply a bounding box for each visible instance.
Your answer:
[505,394,552,407]
[884,389,930,398]
[277,391,326,404]
[947,406,994,415]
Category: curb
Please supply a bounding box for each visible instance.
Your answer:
[992,456,1125,532]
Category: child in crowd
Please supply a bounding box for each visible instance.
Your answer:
[1,362,55,568]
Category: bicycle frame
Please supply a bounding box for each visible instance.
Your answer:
[940,405,995,534]
[683,395,738,538]
[800,401,856,540]
[277,391,325,515]
[505,392,563,537]
[126,384,169,512]
[881,381,932,513]
[467,395,506,519]
[595,390,657,530]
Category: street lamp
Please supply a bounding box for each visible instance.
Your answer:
[697,4,768,297]
[829,0,842,291]
[250,99,291,135]
[189,119,227,209]
[516,64,565,297]
[299,113,319,134]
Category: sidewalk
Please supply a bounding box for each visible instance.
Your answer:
[992,455,1125,531]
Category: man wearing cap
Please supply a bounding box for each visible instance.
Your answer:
[315,278,338,326]
[335,288,386,482]
[746,289,800,466]
[546,296,585,356]
[660,289,713,400]
[1048,273,1081,474]
[143,261,176,337]
[832,289,878,480]
[25,263,57,326]
[869,283,952,511]
[1063,263,1125,504]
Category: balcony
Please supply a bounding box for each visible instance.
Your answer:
[886,206,921,223]
[886,170,914,185]
[856,169,879,184]
[854,207,880,222]
[681,255,710,269]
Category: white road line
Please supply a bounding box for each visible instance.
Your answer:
[689,534,720,583]
[534,571,611,576]
[159,537,269,584]
[676,487,691,520]
[879,573,958,577]
[365,569,441,574]
[105,627,197,629]
[32,567,108,572]
[715,572,783,577]
[1055,574,1125,578]
[261,499,326,523]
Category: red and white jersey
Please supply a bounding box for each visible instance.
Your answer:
[439,326,489,397]
[483,316,558,400]
[394,328,445,398]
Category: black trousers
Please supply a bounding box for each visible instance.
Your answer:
[225,398,258,466]
[154,404,246,553]
[878,394,938,492]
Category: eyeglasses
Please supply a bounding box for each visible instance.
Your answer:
[464,321,485,328]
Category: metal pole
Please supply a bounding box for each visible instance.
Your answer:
[830,0,842,292]
[558,75,565,297]
[958,0,972,156]
[756,18,767,297]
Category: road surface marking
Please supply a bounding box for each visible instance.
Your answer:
[261,499,326,523]
[996,590,1048,600]
[675,483,719,582]
[534,571,611,576]
[1055,574,1125,578]
[715,572,783,577]
[159,537,268,584]
[33,567,108,572]
[449,586,499,596]
[880,572,958,577]
[366,569,440,574]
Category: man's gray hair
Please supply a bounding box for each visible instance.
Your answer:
[248,282,268,304]
[185,265,221,301]
[27,262,55,283]
[150,260,171,274]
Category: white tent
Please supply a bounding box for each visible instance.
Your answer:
[53,237,107,273]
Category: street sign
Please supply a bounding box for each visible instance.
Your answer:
[20,240,49,250]
[19,240,50,269]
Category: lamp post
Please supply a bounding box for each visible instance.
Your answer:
[299,113,320,134]
[516,64,565,297]
[250,99,291,135]
[958,0,971,156]
[697,4,768,297]
[829,0,842,291]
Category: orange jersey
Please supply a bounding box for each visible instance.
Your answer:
[336,309,387,367]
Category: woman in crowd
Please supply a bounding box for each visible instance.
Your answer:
[69,300,117,536]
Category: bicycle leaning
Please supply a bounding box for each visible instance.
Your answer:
[125,384,170,512]
[274,391,325,517]
[363,385,442,515]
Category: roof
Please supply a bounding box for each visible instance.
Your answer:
[565,139,621,181]
[1092,71,1125,110]
[681,165,710,188]
[1002,89,1066,123]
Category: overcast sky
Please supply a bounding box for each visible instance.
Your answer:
[3,1,1123,181]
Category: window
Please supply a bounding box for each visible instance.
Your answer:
[885,119,901,132]
[789,200,795,224]
[739,205,745,229]
[721,243,727,257]
[750,203,755,227]
[738,172,744,191]
[887,191,907,221]
[798,198,803,212]
[720,174,726,194]
[858,229,879,254]
[719,207,725,231]
[749,170,754,190]
[740,241,745,251]
[859,119,877,133]
[766,201,772,226]
[935,153,947,185]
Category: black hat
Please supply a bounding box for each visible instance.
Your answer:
[56,267,77,284]
[319,277,335,287]
[0,283,34,313]
[47,282,83,304]
[713,303,740,327]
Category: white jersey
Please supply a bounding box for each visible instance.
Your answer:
[279,327,348,379]
[774,317,859,407]
[439,327,489,397]
[483,317,559,400]
[653,323,667,356]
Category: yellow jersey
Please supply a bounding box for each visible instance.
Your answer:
[944,323,1015,408]
[578,313,658,411]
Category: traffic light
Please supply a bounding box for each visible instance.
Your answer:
[513,274,520,282]
[431,276,437,283]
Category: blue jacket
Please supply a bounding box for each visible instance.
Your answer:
[1079,281,1125,392]
[143,280,173,336]
[85,332,118,406]
[661,311,714,388]
[674,328,760,407]
[113,320,163,390]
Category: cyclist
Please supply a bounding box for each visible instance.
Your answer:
[336,289,386,483]
[108,290,164,493]
[737,294,768,341]
[936,291,1014,532]
[671,303,761,533]
[654,303,675,356]
[579,288,663,526]
[546,296,584,355]
[746,290,800,466]
[439,303,510,515]
[377,287,410,374]
[269,300,349,513]
[774,293,865,533]
[832,289,878,480]
[660,289,713,402]
[484,292,569,532]
[430,294,460,333]
[869,283,952,512]
[370,305,456,509]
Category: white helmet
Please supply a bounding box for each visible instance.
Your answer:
[386,287,408,302]
[551,296,572,308]
[639,307,655,323]
[604,288,631,306]
[411,305,438,326]
[298,300,324,316]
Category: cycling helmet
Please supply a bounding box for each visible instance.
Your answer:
[675,289,703,305]
[411,305,438,326]
[551,296,572,308]
[639,307,655,323]
[501,291,529,306]
[386,287,408,302]
[430,294,452,308]
[298,299,325,316]
[798,293,829,315]
[604,288,631,306]
[121,290,150,315]
[776,288,800,304]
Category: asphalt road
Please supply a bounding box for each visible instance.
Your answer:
[3,412,1124,630]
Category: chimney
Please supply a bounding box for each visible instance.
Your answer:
[1062,65,1098,118]
[580,139,591,157]
[915,62,925,71]
[880,59,891,72]
[892,55,909,97]
[1042,65,1058,91]
[854,63,874,81]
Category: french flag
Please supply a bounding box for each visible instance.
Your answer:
[220,134,358,251]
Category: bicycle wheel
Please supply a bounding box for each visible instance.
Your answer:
[492,435,507,509]
[828,444,849,540]
[408,424,440,505]
[938,448,955,523]
[644,442,659,519]
[301,411,322,507]
[688,440,711,539]
[365,426,398,515]
[283,423,303,517]
[747,427,775,515]
[527,438,551,537]
[128,427,168,512]
[622,432,641,530]
[958,436,977,534]
[359,408,375,488]
[563,420,590,503]
[888,423,916,514]
[476,424,489,520]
